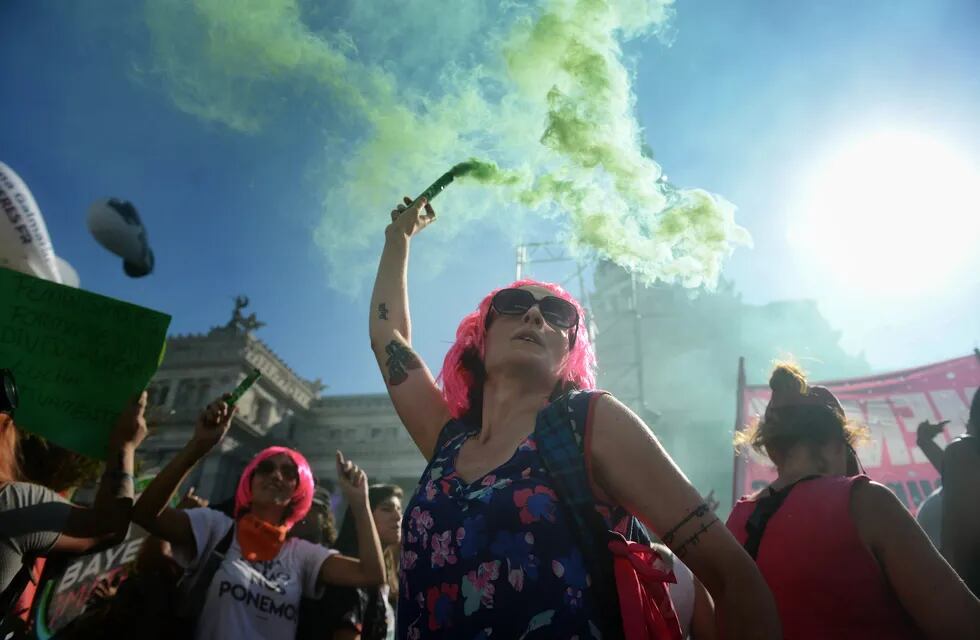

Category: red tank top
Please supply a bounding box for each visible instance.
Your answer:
[726,475,921,639]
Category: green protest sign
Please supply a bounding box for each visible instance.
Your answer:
[0,268,171,459]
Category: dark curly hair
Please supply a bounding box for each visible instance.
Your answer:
[18,431,103,492]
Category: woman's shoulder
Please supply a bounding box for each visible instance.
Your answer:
[946,434,980,458]
[727,495,758,522]
[583,391,648,424]
[284,536,337,565]
[0,480,66,509]
[781,474,870,511]
[183,505,234,540]
[808,473,869,490]
[188,504,233,523]
[733,474,862,506]
[848,477,902,521]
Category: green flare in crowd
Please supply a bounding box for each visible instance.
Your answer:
[225,368,262,407]
[415,159,523,205]
[142,0,751,290]
[414,169,456,206]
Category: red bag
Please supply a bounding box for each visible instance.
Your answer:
[608,535,683,640]
[536,391,687,639]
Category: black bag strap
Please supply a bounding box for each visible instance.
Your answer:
[535,390,625,639]
[743,475,819,559]
[176,522,236,624]
[215,523,235,555]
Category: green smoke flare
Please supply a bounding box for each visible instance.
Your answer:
[415,159,524,204]
[142,0,750,290]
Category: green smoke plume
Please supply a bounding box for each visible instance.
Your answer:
[453,159,523,184]
[142,0,750,289]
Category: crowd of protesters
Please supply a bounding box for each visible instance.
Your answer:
[0,191,977,638]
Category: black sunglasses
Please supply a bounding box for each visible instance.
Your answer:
[486,288,579,348]
[255,459,299,483]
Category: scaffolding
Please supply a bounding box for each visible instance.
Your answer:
[514,243,656,423]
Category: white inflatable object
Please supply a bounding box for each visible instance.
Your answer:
[55,256,80,288]
[87,198,154,277]
[0,161,63,283]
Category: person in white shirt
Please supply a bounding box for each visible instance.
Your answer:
[133,396,385,640]
[667,555,716,639]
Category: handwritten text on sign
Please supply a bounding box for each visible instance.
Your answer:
[0,268,170,458]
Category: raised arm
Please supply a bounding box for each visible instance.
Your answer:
[852,479,980,637]
[369,195,450,460]
[916,420,948,474]
[318,452,385,588]
[589,395,780,639]
[132,397,235,550]
[53,393,149,553]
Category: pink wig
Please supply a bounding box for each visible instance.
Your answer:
[234,446,315,529]
[439,279,597,420]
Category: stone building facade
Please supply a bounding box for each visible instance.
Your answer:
[141,298,323,501]
[282,394,426,496]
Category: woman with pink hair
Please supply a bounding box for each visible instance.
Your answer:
[369,196,780,639]
[133,396,385,640]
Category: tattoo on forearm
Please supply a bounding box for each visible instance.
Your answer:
[377,303,389,320]
[662,502,719,558]
[384,340,422,386]
[662,502,710,545]
[673,518,718,558]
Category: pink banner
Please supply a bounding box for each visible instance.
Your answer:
[734,354,980,511]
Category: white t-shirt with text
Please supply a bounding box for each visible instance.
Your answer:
[175,507,336,640]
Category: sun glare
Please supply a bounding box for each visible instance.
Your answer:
[789,130,980,294]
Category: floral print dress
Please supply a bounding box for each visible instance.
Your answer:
[397,421,614,639]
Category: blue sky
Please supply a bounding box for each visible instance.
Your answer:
[2,0,978,395]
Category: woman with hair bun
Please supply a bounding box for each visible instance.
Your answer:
[133,396,385,640]
[728,363,980,639]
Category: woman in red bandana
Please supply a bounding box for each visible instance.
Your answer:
[133,396,386,640]
[727,363,980,639]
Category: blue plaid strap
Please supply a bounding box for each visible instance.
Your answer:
[536,390,624,638]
